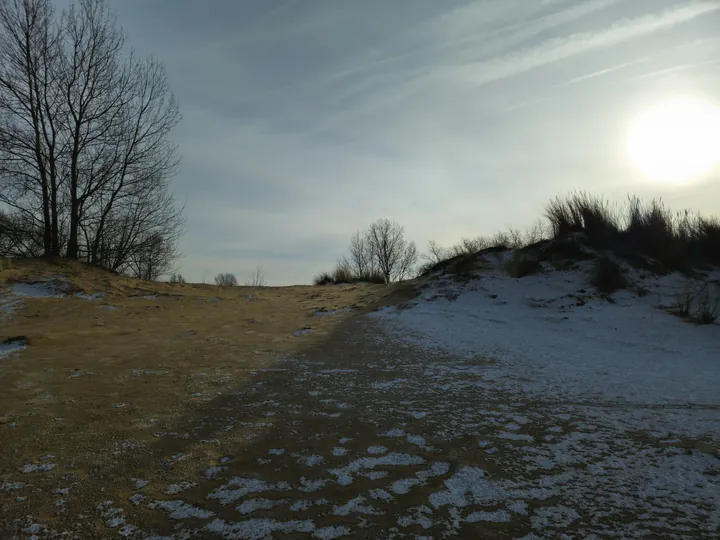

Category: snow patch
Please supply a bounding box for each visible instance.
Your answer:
[0,337,27,358]
[9,281,67,298]
[205,518,315,539]
[208,477,292,505]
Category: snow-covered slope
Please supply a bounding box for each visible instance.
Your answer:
[376,254,720,410]
[371,251,720,537]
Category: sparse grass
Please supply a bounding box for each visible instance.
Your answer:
[0,258,389,532]
[537,237,595,270]
[546,191,620,244]
[419,222,550,278]
[505,252,543,278]
[313,272,334,286]
[696,301,719,325]
[669,283,720,325]
[589,257,627,294]
[314,265,385,286]
[546,192,720,272]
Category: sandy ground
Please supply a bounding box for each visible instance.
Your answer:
[1,258,718,539]
[0,259,404,538]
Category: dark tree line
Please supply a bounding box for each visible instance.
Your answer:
[0,0,183,279]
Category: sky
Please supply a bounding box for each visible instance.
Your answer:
[109,0,720,285]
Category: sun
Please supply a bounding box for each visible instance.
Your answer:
[627,95,720,183]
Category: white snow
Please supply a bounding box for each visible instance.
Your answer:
[21,463,56,473]
[207,478,292,505]
[396,506,435,530]
[498,431,534,442]
[9,281,67,298]
[391,478,420,494]
[332,496,382,516]
[313,525,352,539]
[328,453,425,486]
[0,338,27,358]
[236,498,284,515]
[148,500,214,520]
[466,509,511,523]
[371,254,720,536]
[363,471,388,480]
[372,263,720,406]
[299,477,326,492]
[290,500,311,512]
[296,454,324,467]
[369,489,394,502]
[367,446,387,455]
[164,482,196,495]
[416,461,451,481]
[205,518,314,539]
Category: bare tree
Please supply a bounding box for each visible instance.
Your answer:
[0,0,182,273]
[366,218,418,284]
[245,265,265,287]
[214,273,237,287]
[423,240,448,264]
[0,208,44,256]
[341,230,375,277]
[0,0,63,256]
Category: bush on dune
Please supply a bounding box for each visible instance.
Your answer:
[313,264,385,286]
[546,192,720,272]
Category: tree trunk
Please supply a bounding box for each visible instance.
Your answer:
[66,174,79,258]
[41,181,52,255]
[50,174,59,255]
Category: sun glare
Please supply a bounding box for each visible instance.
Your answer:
[627,95,720,183]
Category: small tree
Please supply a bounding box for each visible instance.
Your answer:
[341,230,376,277]
[366,218,418,284]
[214,273,237,287]
[423,240,448,264]
[169,273,186,285]
[245,265,266,287]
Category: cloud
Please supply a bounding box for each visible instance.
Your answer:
[317,1,719,131]
[450,1,720,89]
[110,0,720,284]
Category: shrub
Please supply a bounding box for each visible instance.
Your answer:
[214,273,238,287]
[245,265,266,287]
[313,265,386,285]
[545,191,619,241]
[547,193,720,272]
[589,257,627,294]
[332,264,354,284]
[696,297,720,325]
[505,253,543,278]
[355,271,386,284]
[313,272,334,286]
[670,283,719,324]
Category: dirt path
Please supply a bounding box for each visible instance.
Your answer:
[2,267,718,538]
